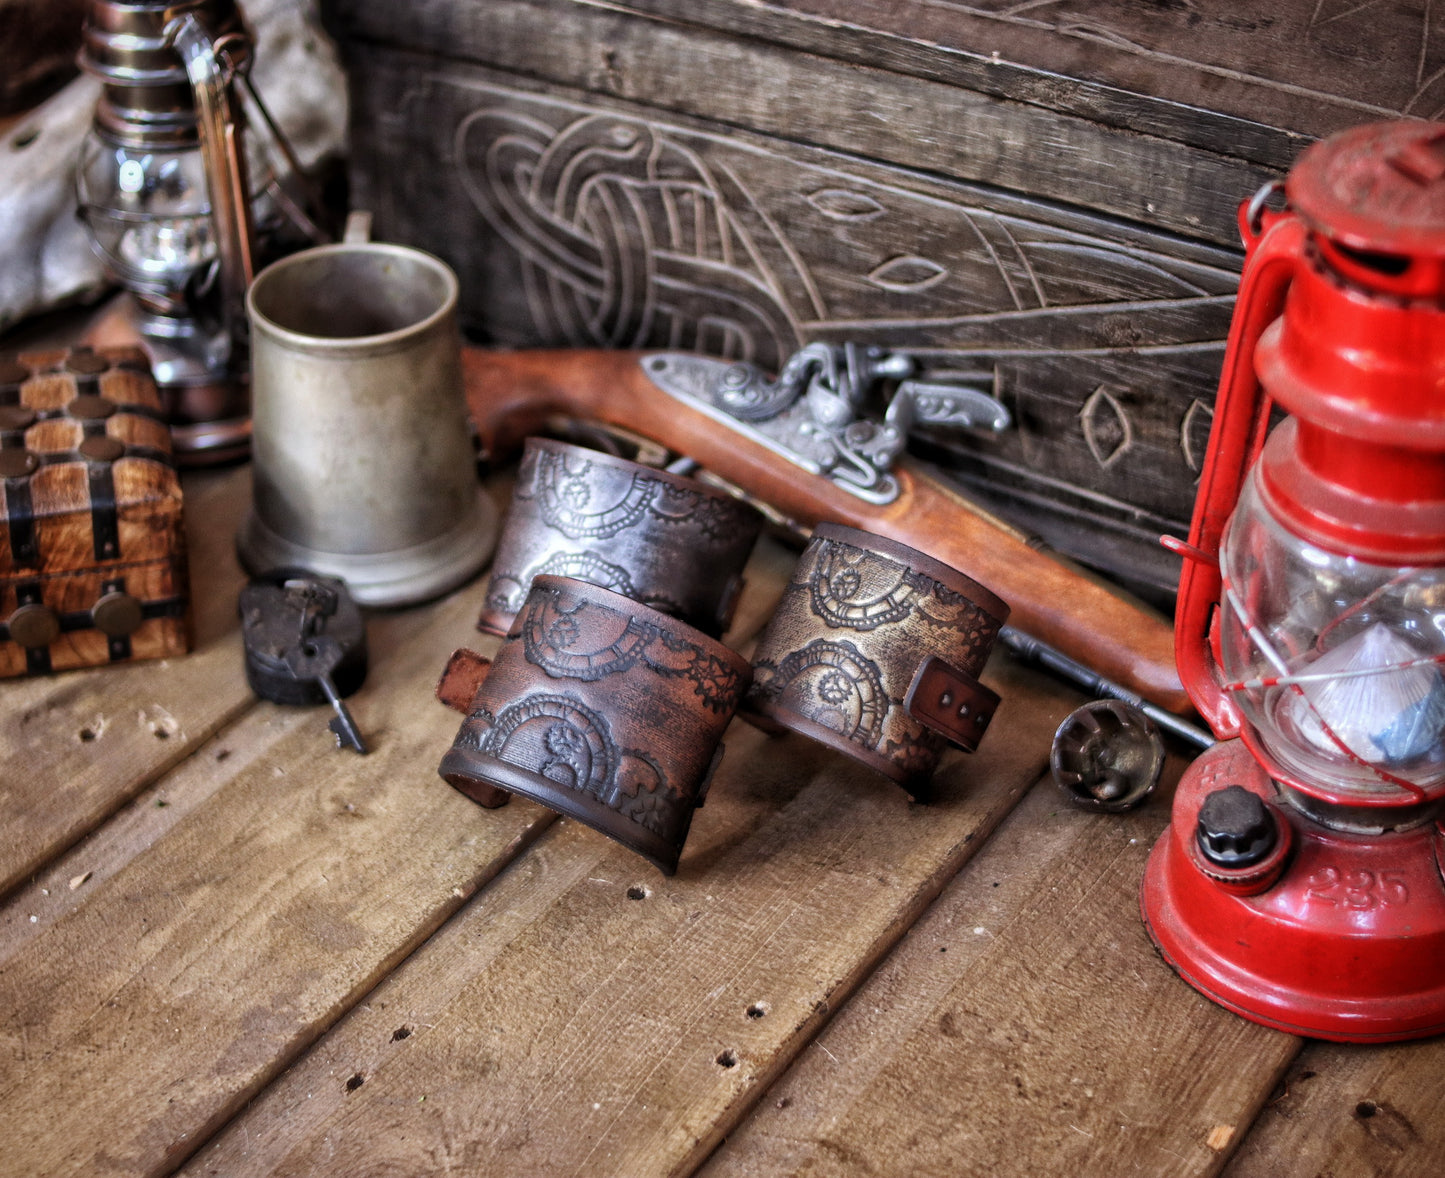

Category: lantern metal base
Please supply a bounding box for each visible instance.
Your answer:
[1140,739,1445,1042]
[127,300,252,466]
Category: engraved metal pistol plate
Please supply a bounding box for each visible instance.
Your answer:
[641,344,1009,507]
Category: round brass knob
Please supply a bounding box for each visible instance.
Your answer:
[8,603,60,649]
[92,592,145,637]
[0,448,38,479]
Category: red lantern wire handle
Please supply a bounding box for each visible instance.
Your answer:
[1167,192,1305,737]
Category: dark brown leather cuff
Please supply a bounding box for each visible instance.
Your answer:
[442,575,752,873]
[477,437,762,638]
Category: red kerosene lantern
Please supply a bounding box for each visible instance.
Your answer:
[1141,121,1445,1041]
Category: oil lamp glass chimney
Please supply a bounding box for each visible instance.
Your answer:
[1219,479,1445,805]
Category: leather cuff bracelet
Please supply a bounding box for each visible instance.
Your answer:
[744,523,1009,798]
[441,575,752,874]
[477,437,762,637]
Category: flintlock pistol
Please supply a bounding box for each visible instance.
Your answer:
[461,344,1189,716]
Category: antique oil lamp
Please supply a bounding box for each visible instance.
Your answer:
[1141,121,1445,1041]
[75,0,319,462]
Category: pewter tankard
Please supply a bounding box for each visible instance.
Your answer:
[238,241,496,605]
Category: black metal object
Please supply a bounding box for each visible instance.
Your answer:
[1000,626,1214,752]
[239,569,368,753]
[1195,784,1279,868]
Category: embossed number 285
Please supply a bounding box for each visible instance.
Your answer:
[1305,867,1410,909]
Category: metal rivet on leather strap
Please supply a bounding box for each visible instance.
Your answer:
[0,448,39,479]
[79,435,126,463]
[69,394,116,420]
[65,352,110,376]
[0,405,35,432]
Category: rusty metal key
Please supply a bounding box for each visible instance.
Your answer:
[282,632,369,754]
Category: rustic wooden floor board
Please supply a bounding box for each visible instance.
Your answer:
[0,705,302,963]
[1223,1039,1445,1178]
[700,761,1304,1178]
[0,578,559,1178]
[176,818,635,1177]
[3,450,1433,1176]
[0,467,255,897]
[0,565,489,965]
[171,657,1077,1177]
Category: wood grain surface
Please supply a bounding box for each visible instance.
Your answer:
[0,486,558,1178]
[1224,1039,1445,1178]
[332,6,1265,246]
[602,0,1434,148]
[700,763,1302,1178]
[177,655,1073,1178]
[2,466,1442,1178]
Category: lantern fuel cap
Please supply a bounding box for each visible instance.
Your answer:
[1287,120,1445,299]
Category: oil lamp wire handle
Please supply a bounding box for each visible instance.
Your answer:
[1223,652,1445,693]
[1244,179,1287,237]
[236,73,331,245]
[1220,580,1294,678]
[165,9,255,354]
[1221,582,1430,798]
[1221,569,1439,692]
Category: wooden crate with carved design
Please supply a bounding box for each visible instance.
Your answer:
[323,0,1431,601]
[0,345,190,676]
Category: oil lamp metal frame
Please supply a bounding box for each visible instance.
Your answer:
[1141,121,1445,1042]
[77,0,321,463]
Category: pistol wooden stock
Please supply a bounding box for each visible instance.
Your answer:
[462,346,1189,715]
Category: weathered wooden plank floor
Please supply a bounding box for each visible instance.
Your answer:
[1,466,1439,1178]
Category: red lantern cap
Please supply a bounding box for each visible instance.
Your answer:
[1288,121,1445,297]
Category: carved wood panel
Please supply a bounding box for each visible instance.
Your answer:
[347,50,1245,598]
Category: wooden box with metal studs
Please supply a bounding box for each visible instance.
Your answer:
[0,345,191,677]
